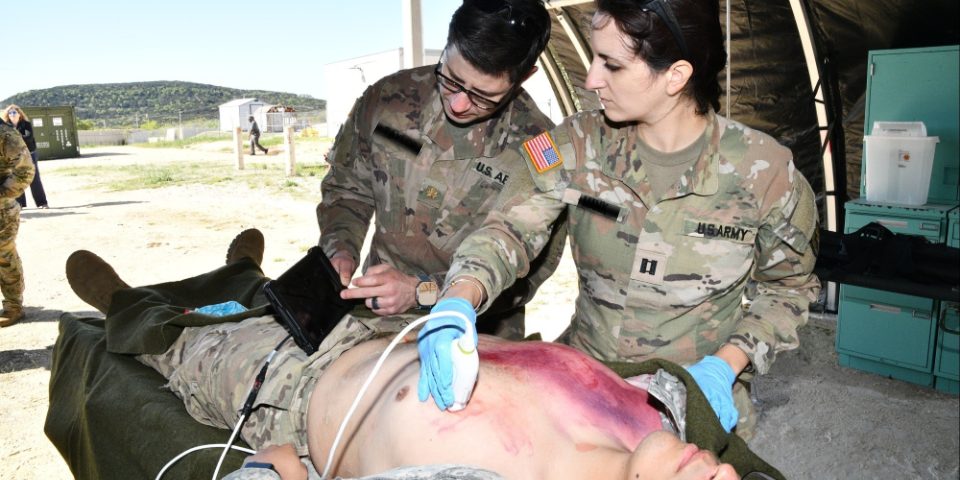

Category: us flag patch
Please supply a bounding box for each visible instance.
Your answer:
[523,132,563,173]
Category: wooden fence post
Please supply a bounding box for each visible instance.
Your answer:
[234,126,244,170]
[284,125,296,177]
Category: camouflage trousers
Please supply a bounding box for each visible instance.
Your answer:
[222,462,509,480]
[138,313,380,456]
[733,380,756,442]
[556,325,757,441]
[0,200,23,310]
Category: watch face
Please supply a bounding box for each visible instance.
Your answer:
[417,281,439,306]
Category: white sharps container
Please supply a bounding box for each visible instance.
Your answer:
[864,121,940,206]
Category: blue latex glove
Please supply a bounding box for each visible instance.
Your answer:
[417,298,477,410]
[685,355,739,432]
[193,300,248,316]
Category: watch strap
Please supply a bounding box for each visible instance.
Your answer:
[244,461,278,472]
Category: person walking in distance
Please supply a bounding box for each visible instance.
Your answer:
[249,116,268,155]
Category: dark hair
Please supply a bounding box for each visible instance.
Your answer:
[248,116,255,121]
[447,0,552,84]
[594,0,725,115]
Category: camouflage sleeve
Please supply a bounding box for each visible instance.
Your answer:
[317,86,379,261]
[221,466,282,480]
[446,144,567,313]
[222,457,321,480]
[516,208,568,299]
[727,164,821,375]
[0,127,34,199]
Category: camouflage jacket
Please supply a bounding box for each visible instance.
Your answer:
[448,110,820,374]
[0,122,34,203]
[318,66,566,305]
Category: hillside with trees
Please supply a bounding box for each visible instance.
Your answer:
[2,81,325,128]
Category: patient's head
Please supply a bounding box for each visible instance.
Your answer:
[625,430,739,480]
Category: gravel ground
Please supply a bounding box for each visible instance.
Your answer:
[0,145,956,479]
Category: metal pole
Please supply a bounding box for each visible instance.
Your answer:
[402,0,424,68]
[726,0,731,117]
[284,125,296,177]
[234,126,244,170]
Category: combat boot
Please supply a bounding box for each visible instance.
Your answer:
[0,308,25,328]
[226,229,265,266]
[65,250,131,314]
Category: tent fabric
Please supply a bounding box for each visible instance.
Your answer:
[805,0,959,204]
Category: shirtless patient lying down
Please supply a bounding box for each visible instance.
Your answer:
[193,324,740,480]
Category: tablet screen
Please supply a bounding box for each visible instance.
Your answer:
[263,247,361,354]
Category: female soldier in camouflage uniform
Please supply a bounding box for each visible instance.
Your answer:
[0,122,34,327]
[419,0,820,441]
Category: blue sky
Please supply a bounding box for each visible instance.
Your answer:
[0,0,460,101]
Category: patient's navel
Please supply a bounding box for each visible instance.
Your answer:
[395,385,410,401]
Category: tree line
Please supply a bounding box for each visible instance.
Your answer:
[1,80,326,129]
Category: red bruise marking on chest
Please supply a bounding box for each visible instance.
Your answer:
[478,340,663,450]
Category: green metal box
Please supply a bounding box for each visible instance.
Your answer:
[843,199,951,242]
[836,201,956,387]
[934,208,959,394]
[862,46,960,205]
[20,106,80,160]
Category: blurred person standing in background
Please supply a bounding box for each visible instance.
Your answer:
[2,105,48,209]
[0,120,35,327]
[248,115,269,155]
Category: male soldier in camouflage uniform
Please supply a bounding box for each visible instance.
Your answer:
[421,0,820,441]
[0,122,35,327]
[319,0,567,340]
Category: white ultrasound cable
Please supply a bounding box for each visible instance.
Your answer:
[155,444,256,479]
[320,311,469,479]
[156,336,290,480]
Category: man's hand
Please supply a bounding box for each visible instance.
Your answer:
[685,356,738,432]
[329,251,357,287]
[340,263,419,314]
[417,298,477,410]
[242,444,307,480]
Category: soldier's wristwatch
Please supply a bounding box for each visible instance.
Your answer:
[415,275,438,309]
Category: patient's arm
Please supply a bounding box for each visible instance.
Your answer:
[240,444,307,480]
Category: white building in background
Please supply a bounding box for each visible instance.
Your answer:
[324,48,563,138]
[218,98,271,132]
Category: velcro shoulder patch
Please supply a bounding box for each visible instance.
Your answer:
[682,219,756,244]
[523,132,563,174]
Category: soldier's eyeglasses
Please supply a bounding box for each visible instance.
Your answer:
[477,0,530,36]
[434,62,512,111]
[629,0,691,60]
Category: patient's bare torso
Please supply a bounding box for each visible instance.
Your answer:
[307,334,664,479]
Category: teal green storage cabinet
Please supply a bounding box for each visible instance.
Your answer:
[836,45,960,393]
[862,46,960,204]
[836,200,955,387]
[934,208,959,394]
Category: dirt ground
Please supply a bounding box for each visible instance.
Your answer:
[0,145,957,479]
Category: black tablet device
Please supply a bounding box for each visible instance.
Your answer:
[262,247,362,355]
